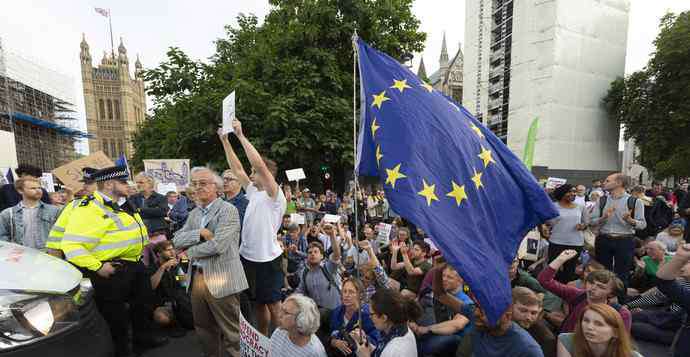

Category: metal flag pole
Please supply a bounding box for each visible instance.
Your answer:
[108,9,115,59]
[351,27,360,278]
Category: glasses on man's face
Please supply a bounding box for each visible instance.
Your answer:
[223,177,236,182]
[191,181,212,188]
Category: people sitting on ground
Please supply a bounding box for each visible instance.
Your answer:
[269,294,327,357]
[556,303,643,357]
[655,220,685,253]
[148,241,193,335]
[512,287,556,357]
[568,259,605,289]
[538,249,631,333]
[655,242,690,357]
[386,227,413,281]
[284,223,309,289]
[357,240,393,301]
[624,258,690,346]
[509,258,564,328]
[458,302,544,357]
[391,239,432,299]
[328,278,380,356]
[631,240,672,293]
[411,263,473,356]
[348,288,421,357]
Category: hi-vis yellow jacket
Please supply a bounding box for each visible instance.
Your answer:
[61,192,148,271]
[46,199,83,251]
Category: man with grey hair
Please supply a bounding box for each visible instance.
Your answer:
[173,167,247,357]
[269,294,326,357]
[591,172,647,289]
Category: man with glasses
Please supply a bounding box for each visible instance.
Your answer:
[222,170,248,232]
[218,120,287,337]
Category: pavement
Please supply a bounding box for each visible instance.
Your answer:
[140,330,673,357]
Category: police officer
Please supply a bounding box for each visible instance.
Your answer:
[46,167,99,258]
[60,166,168,357]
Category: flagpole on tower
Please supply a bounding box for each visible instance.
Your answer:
[108,9,115,59]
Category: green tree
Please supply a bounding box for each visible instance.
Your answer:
[603,12,690,178]
[133,0,425,190]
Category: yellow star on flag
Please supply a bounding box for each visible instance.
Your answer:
[385,163,407,189]
[371,91,390,109]
[418,179,439,206]
[371,118,380,138]
[470,122,485,139]
[446,181,468,206]
[390,79,412,93]
[471,169,484,189]
[421,82,433,93]
[478,146,497,168]
[376,145,383,166]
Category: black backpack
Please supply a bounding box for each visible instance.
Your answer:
[599,195,638,219]
[643,198,674,237]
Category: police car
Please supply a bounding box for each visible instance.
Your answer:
[0,241,113,356]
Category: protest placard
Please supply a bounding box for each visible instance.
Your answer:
[222,91,236,135]
[143,159,190,187]
[40,173,55,193]
[376,223,392,246]
[323,214,341,224]
[290,213,305,225]
[52,151,113,189]
[545,177,567,189]
[156,182,178,196]
[240,312,270,357]
[285,168,306,182]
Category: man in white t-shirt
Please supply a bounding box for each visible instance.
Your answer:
[218,119,287,336]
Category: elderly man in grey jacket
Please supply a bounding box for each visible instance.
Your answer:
[173,167,248,357]
[0,177,60,250]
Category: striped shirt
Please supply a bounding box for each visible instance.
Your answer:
[269,328,326,357]
[626,279,690,313]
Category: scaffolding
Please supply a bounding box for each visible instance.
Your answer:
[0,38,88,171]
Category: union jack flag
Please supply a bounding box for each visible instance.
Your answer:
[95,7,109,17]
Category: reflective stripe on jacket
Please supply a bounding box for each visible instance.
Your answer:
[61,192,148,271]
[46,199,81,250]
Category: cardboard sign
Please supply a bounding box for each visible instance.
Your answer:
[222,91,236,135]
[240,311,270,357]
[376,223,392,246]
[40,173,55,193]
[323,214,341,224]
[156,182,178,196]
[290,213,305,225]
[52,151,114,189]
[545,177,567,189]
[285,168,306,182]
[143,159,190,187]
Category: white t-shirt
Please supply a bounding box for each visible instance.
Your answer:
[269,328,327,357]
[240,183,287,262]
[381,328,418,357]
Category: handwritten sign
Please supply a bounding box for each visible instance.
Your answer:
[290,213,305,225]
[285,168,306,182]
[52,151,113,189]
[545,177,567,189]
[144,159,190,187]
[40,173,55,193]
[376,223,392,246]
[156,182,178,196]
[222,91,236,135]
[240,311,270,357]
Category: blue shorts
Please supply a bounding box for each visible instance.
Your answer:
[241,255,284,304]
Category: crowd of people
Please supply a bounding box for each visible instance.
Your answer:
[1,120,690,357]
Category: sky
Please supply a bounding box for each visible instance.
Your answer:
[1,0,689,153]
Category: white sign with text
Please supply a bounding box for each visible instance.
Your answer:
[222,91,236,134]
[285,168,306,182]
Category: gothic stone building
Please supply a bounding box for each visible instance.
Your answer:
[418,33,463,104]
[80,34,145,160]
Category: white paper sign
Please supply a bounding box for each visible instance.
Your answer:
[545,177,567,189]
[156,182,178,196]
[40,173,55,193]
[290,213,305,225]
[222,91,236,135]
[323,214,341,224]
[376,223,392,246]
[240,311,270,357]
[285,168,306,182]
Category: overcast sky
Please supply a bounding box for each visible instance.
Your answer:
[1,0,688,152]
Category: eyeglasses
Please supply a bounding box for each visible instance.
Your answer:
[190,181,213,187]
[223,177,236,182]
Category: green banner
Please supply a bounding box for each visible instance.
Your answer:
[522,117,539,170]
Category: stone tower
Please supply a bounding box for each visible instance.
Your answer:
[80,34,146,160]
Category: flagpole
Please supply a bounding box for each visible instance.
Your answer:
[108,9,115,59]
[352,27,360,277]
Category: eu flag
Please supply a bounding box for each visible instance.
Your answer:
[355,39,558,325]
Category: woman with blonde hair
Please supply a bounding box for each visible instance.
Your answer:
[557,303,643,357]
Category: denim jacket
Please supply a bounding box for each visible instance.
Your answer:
[0,201,60,250]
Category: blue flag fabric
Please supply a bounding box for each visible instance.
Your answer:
[355,39,558,325]
[115,154,131,179]
[5,168,14,184]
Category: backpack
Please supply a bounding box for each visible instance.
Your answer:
[599,195,638,219]
[642,198,674,237]
[302,264,340,297]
